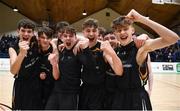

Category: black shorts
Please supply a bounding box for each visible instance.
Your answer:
[12,78,42,110]
[45,92,79,110]
[105,87,152,110]
[78,83,105,110]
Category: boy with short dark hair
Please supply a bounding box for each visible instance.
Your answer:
[9,19,41,110]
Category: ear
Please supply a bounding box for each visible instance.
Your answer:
[82,30,85,34]
[17,29,20,33]
[61,37,65,43]
[17,29,23,41]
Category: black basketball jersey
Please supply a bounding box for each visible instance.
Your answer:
[115,41,148,89]
[81,41,108,85]
[11,37,42,110]
[39,44,55,84]
[12,37,40,79]
[54,47,82,93]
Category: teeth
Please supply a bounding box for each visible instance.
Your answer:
[120,35,127,39]
[23,38,28,41]
[88,38,94,41]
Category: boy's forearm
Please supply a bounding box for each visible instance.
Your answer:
[52,64,60,80]
[139,16,179,43]
[10,53,25,75]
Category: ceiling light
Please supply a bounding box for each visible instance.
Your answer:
[82,9,87,16]
[13,7,18,12]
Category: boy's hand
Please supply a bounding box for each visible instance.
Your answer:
[18,41,29,56]
[73,38,89,55]
[133,34,149,48]
[48,53,58,66]
[100,41,114,55]
[126,9,146,22]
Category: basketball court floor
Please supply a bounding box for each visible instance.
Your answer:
[0,71,180,110]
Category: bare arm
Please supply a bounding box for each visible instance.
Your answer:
[8,41,29,75]
[134,34,149,48]
[49,41,60,80]
[101,41,123,76]
[127,9,179,65]
[147,54,153,96]
[51,40,59,56]
[9,48,24,75]
[48,53,59,80]
[51,38,58,46]
[52,63,59,80]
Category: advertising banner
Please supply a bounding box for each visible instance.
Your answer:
[151,62,180,74]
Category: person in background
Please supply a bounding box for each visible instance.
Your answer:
[98,27,106,41]
[103,29,119,49]
[52,21,70,50]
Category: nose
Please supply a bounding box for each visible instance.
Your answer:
[44,38,48,41]
[24,31,29,35]
[89,31,93,36]
[120,30,125,34]
[66,36,70,39]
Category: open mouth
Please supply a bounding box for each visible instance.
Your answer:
[88,37,95,42]
[66,42,71,46]
[23,37,29,41]
[120,35,128,40]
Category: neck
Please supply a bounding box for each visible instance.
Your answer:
[42,45,50,52]
[89,40,97,48]
[121,38,133,46]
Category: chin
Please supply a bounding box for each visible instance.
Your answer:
[66,46,72,50]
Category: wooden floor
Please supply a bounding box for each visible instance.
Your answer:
[0,71,180,110]
[150,74,180,110]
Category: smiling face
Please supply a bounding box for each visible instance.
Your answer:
[82,18,99,47]
[112,16,134,46]
[17,19,36,42]
[61,32,77,50]
[18,27,34,42]
[104,33,118,48]
[114,25,134,46]
[83,26,99,46]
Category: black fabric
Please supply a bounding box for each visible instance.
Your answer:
[116,42,142,89]
[11,38,42,110]
[78,83,105,110]
[105,41,152,110]
[53,47,82,93]
[12,77,42,110]
[54,47,96,93]
[81,41,107,85]
[139,57,149,86]
[79,42,108,109]
[47,46,95,109]
[106,87,152,110]
[39,44,55,109]
[45,92,79,110]
[45,92,78,110]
